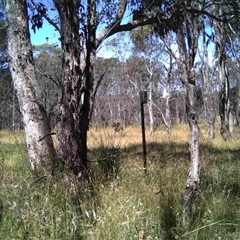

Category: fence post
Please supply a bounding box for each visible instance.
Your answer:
[140,91,147,173]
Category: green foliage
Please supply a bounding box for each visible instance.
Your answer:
[28,2,46,33]
[130,26,154,52]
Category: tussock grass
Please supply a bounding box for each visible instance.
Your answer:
[1,124,240,239]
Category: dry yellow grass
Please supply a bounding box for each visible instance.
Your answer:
[88,124,191,150]
[0,130,25,144]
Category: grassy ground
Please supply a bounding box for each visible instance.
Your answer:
[0,124,240,239]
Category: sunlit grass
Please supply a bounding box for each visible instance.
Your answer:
[0,130,25,144]
[1,124,240,239]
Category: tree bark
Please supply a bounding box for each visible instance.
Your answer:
[206,95,216,139]
[53,0,88,175]
[148,78,154,134]
[6,0,58,175]
[182,77,201,230]
[212,7,231,140]
[53,0,96,175]
[165,85,171,134]
[174,4,201,228]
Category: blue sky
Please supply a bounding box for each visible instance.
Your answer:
[29,2,132,58]
[30,19,60,46]
[30,19,116,58]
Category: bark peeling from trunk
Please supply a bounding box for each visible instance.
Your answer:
[6,0,58,175]
[54,0,92,175]
[181,78,202,228]
[176,7,202,226]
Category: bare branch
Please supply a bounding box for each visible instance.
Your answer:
[111,0,128,28]
[89,70,107,120]
[151,100,171,131]
[186,7,234,22]
[38,132,56,142]
[163,38,178,60]
[35,68,61,87]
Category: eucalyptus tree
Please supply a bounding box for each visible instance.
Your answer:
[136,0,240,228]
[130,27,177,133]
[6,0,184,177]
[6,1,58,174]
[199,22,217,138]
[210,1,240,137]
[227,58,240,128]
[6,0,240,185]
[212,5,231,139]
[167,4,203,228]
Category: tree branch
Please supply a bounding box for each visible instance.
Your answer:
[30,0,60,32]
[35,68,61,87]
[96,17,157,49]
[89,70,107,121]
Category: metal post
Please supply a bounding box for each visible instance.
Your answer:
[140,91,147,173]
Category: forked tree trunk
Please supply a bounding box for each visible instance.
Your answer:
[54,0,87,175]
[6,0,58,175]
[54,0,96,175]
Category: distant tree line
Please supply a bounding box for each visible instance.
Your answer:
[1,43,240,134]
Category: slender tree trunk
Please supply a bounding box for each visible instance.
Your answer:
[182,80,201,229]
[175,6,201,228]
[201,31,216,139]
[229,110,235,133]
[148,80,154,134]
[12,88,15,131]
[206,95,216,139]
[212,8,231,140]
[165,84,171,134]
[81,0,96,159]
[6,0,58,175]
[219,54,231,140]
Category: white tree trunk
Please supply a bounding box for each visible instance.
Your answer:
[229,110,235,133]
[6,0,57,174]
[212,7,231,139]
[164,84,171,134]
[148,81,154,134]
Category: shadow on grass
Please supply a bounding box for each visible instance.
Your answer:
[88,140,240,239]
[1,136,240,239]
[88,139,240,191]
